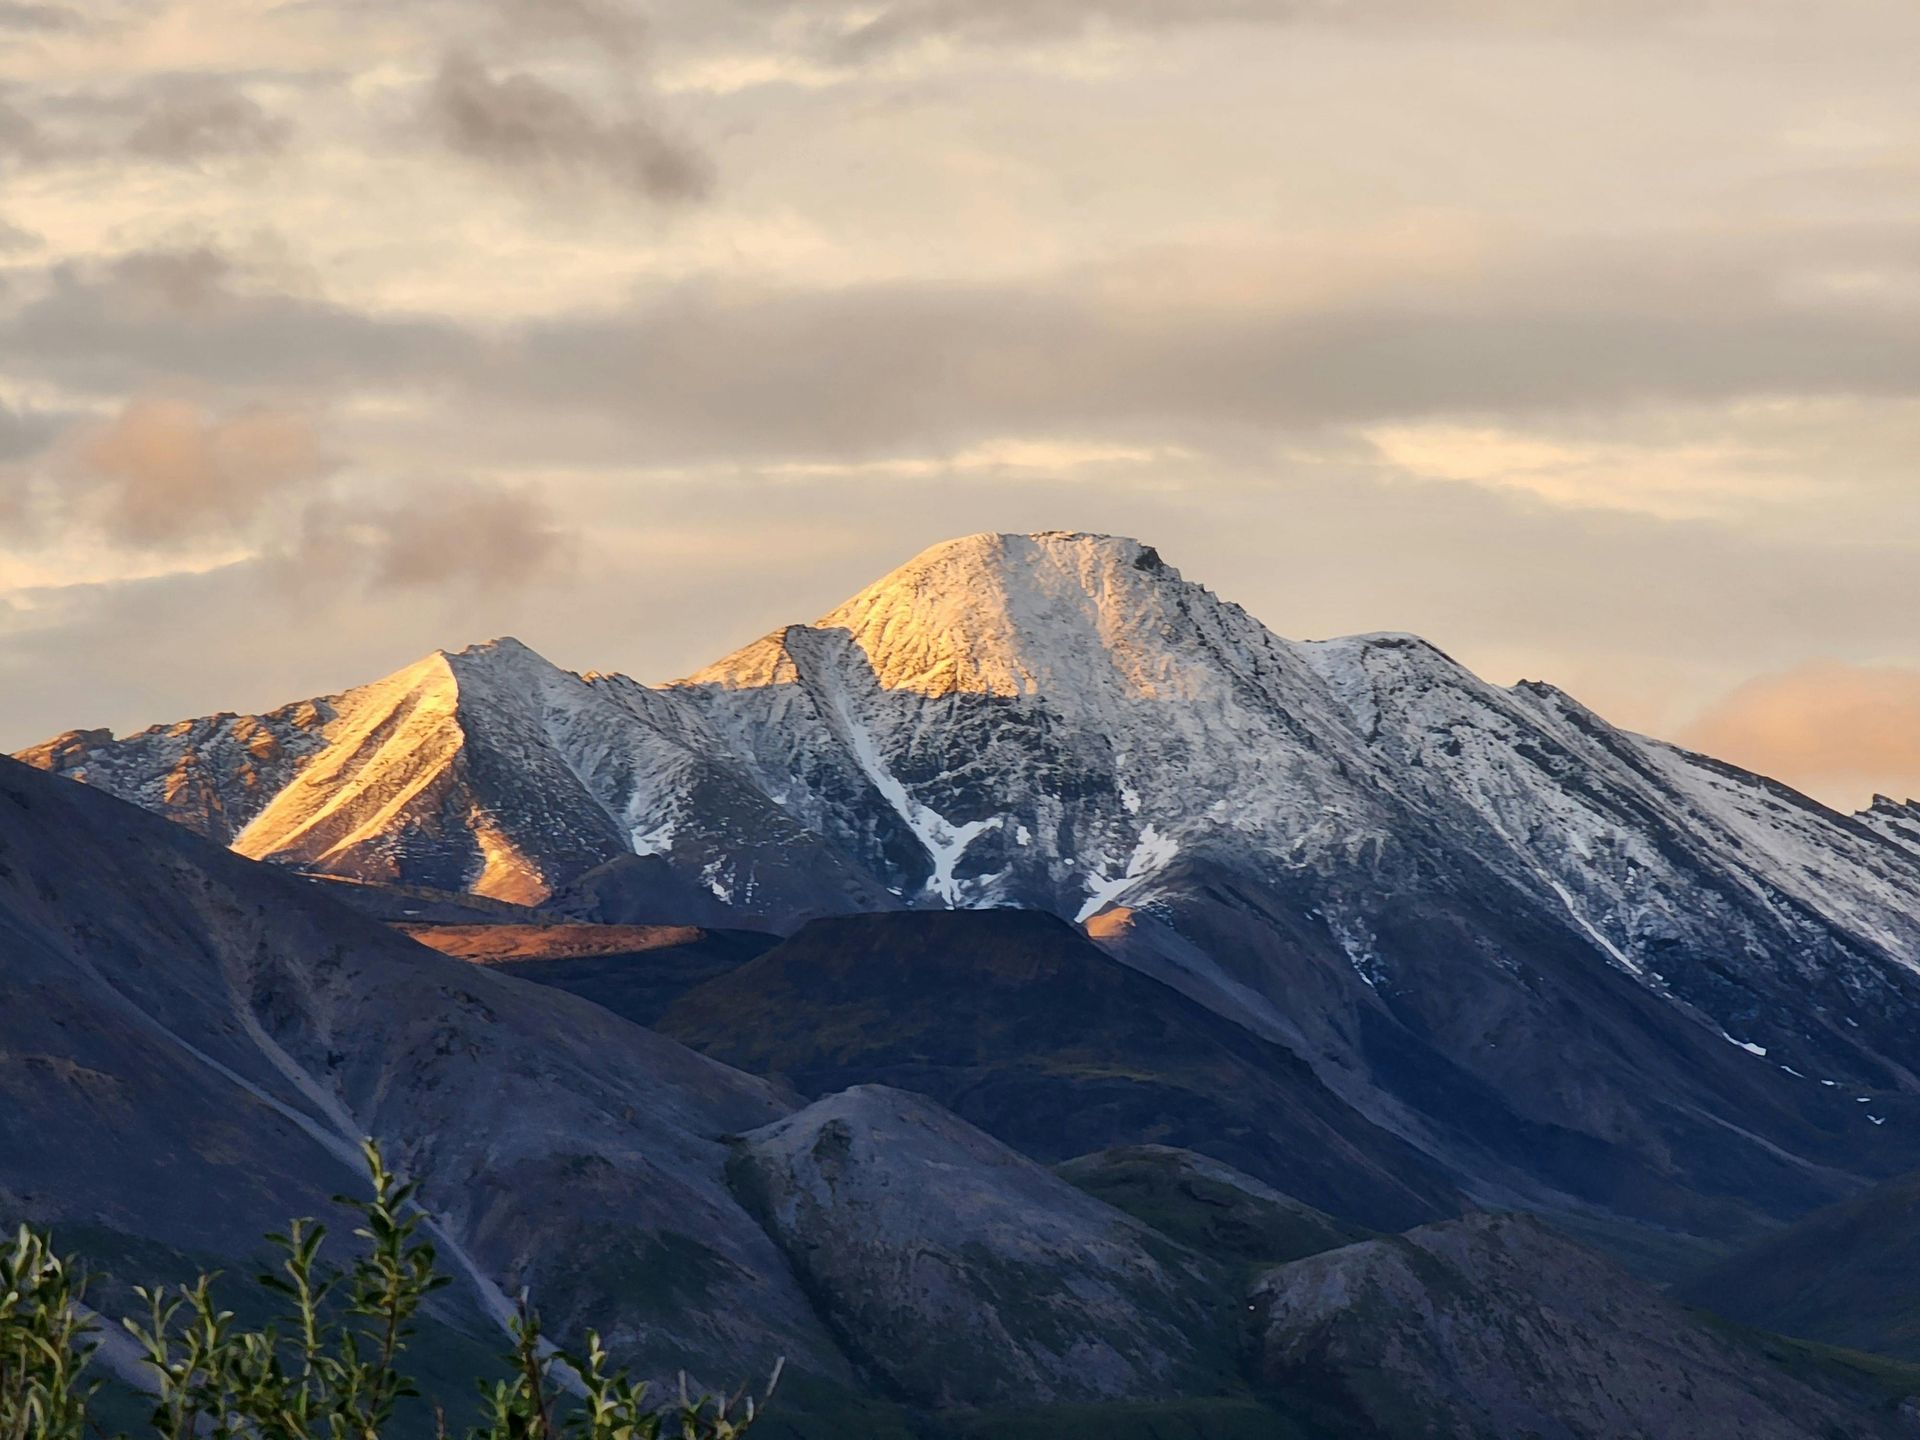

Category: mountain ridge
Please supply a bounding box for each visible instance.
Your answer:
[24,529,1920,1252]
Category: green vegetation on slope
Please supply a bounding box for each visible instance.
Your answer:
[0,1142,775,1440]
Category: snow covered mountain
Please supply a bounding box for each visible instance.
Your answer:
[25,530,1920,1247]
[20,638,893,921]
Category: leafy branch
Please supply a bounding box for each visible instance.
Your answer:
[0,1143,777,1440]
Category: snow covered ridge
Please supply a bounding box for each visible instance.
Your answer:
[20,530,1920,1074]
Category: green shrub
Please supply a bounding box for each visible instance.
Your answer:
[0,1142,776,1440]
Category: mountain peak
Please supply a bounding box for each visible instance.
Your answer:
[687,531,1250,701]
[440,635,541,665]
[877,531,1180,589]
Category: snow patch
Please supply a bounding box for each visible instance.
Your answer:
[1074,824,1179,924]
[1545,878,1643,976]
[1719,1031,1768,1057]
[629,818,677,857]
[834,701,999,906]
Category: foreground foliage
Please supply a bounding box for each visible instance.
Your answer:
[0,1142,775,1440]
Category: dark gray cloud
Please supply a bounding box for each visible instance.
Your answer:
[1,247,469,396]
[105,246,235,309]
[497,0,652,58]
[10,224,1920,464]
[122,79,293,162]
[425,49,711,201]
[0,91,50,164]
[0,399,66,463]
[0,2,80,32]
[0,215,39,252]
[769,0,1725,55]
[0,76,292,166]
[822,0,1313,52]
[457,225,1920,463]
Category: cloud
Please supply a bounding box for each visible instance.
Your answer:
[59,396,329,546]
[0,399,63,463]
[105,246,235,310]
[819,0,1304,53]
[122,78,292,162]
[3,393,571,619]
[1680,663,1920,809]
[1358,423,1812,521]
[0,2,78,32]
[21,394,569,590]
[8,221,1920,483]
[776,0,1731,56]
[425,49,711,201]
[0,91,49,163]
[292,481,570,592]
[457,224,1920,464]
[3,246,468,395]
[496,0,652,59]
[0,76,292,167]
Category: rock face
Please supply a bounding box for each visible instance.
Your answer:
[658,908,1458,1232]
[1862,795,1920,861]
[26,531,1920,1250]
[1248,1213,1878,1440]
[727,1085,1232,1409]
[1055,1145,1371,1268]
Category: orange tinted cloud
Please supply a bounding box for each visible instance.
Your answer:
[1681,663,1920,810]
[68,397,327,545]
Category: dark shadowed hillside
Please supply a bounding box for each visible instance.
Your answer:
[658,908,1459,1231]
[1682,1169,1920,1361]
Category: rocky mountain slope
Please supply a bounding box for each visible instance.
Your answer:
[16,753,1439,1434]
[0,754,853,1398]
[1250,1212,1896,1439]
[24,531,1920,1253]
[729,1085,1234,1409]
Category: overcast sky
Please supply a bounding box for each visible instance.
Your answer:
[3,0,1918,808]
